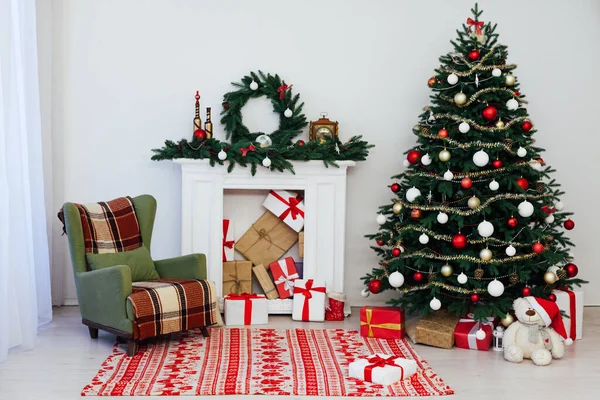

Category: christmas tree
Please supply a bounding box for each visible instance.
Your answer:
[363,5,585,322]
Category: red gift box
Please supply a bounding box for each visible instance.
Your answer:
[454,313,495,351]
[269,257,299,299]
[360,306,405,339]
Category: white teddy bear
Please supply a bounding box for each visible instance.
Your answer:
[503,296,570,366]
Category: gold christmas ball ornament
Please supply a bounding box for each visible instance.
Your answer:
[544,271,558,284]
[474,268,484,280]
[468,196,481,209]
[412,125,422,134]
[479,248,493,261]
[392,202,403,214]
[501,313,515,327]
[505,74,516,86]
[440,264,453,277]
[454,92,467,105]
[438,149,451,162]
[495,119,505,128]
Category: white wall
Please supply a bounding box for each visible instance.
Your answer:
[46,0,600,306]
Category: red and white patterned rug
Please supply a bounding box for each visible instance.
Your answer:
[82,328,454,396]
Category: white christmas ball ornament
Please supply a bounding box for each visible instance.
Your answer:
[457,272,468,285]
[547,266,560,275]
[376,214,387,225]
[361,287,370,298]
[487,279,505,297]
[477,220,495,238]
[284,108,293,118]
[217,150,227,160]
[489,179,499,191]
[443,170,454,181]
[518,200,534,217]
[419,233,430,244]
[437,212,449,224]
[459,122,471,133]
[262,157,272,167]
[545,214,555,224]
[506,245,516,257]
[421,154,432,166]
[388,271,405,288]
[476,328,487,340]
[430,297,442,311]
[447,73,459,85]
[249,80,259,90]
[454,92,467,105]
[506,98,519,111]
[492,68,502,77]
[406,187,422,202]
[473,149,490,167]
[555,201,565,211]
[530,161,543,171]
[403,159,410,168]
[517,147,527,157]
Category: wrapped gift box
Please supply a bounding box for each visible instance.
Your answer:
[360,306,405,339]
[454,314,495,351]
[298,232,304,258]
[236,211,298,267]
[263,190,305,232]
[553,287,584,341]
[292,279,327,321]
[222,261,252,296]
[415,309,460,349]
[325,292,345,321]
[349,354,417,385]
[222,219,235,262]
[252,264,279,300]
[270,257,300,299]
[224,294,268,325]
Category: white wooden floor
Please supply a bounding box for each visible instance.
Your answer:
[0,306,598,399]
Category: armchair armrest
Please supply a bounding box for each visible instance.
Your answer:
[75,265,133,334]
[154,253,207,280]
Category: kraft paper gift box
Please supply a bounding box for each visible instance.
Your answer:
[269,257,300,299]
[553,286,584,341]
[236,211,298,267]
[298,231,304,258]
[223,294,268,325]
[415,309,460,349]
[348,354,417,385]
[252,264,279,300]
[360,306,405,339]
[222,219,235,262]
[262,190,305,232]
[222,261,252,296]
[454,314,495,351]
[292,279,327,322]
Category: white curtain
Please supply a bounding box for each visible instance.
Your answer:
[0,0,53,363]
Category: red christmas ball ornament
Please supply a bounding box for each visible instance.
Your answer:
[427,77,437,87]
[438,128,449,138]
[514,91,520,96]
[461,177,473,189]
[376,239,385,246]
[516,177,529,190]
[522,286,532,297]
[492,159,503,169]
[411,209,422,219]
[548,293,557,302]
[532,242,545,254]
[507,217,518,227]
[391,183,400,193]
[537,157,545,166]
[564,219,575,230]
[297,140,305,146]
[566,263,579,278]
[368,279,382,294]
[391,248,401,257]
[452,233,467,249]
[482,106,498,121]
[407,150,422,165]
[470,293,480,303]
[521,120,533,132]
[194,129,207,140]
[468,49,480,61]
[413,272,423,282]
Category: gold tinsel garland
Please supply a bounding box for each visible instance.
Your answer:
[415,125,519,152]
[439,87,527,107]
[423,108,528,132]
[440,45,518,77]
[390,246,545,265]
[393,281,516,295]
[405,161,536,180]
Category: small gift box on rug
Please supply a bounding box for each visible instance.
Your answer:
[415,309,460,349]
[298,231,304,258]
[236,211,298,267]
[262,190,305,232]
[292,279,327,322]
[553,286,584,341]
[348,354,417,385]
[270,257,300,299]
[360,306,405,339]
[223,293,268,325]
[252,264,279,300]
[325,292,345,321]
[222,219,235,262]
[222,261,252,295]
[454,313,495,351]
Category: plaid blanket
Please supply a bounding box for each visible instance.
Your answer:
[128,279,217,340]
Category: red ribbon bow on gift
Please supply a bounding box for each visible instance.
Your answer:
[467,18,484,35]
[226,293,263,325]
[363,355,403,382]
[277,82,293,100]
[269,190,304,221]
[541,205,556,215]
[222,220,235,261]
[293,279,326,321]
[239,144,256,156]
[556,287,577,341]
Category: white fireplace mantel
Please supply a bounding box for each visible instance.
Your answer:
[173,159,355,313]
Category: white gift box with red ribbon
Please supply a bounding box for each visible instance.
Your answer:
[223,294,268,326]
[262,190,305,232]
[553,287,584,341]
[269,257,300,299]
[292,279,327,322]
[222,219,235,262]
[348,354,417,385]
[454,314,495,351]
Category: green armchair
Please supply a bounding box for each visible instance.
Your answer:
[61,194,209,356]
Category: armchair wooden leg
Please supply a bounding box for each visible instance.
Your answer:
[200,327,210,337]
[88,327,99,339]
[127,340,139,357]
